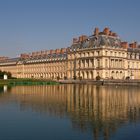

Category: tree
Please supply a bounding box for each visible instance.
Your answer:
[96,75,101,81]
[0,70,12,79]
[57,76,60,80]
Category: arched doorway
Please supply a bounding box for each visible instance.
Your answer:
[116,71,119,79]
[87,71,89,79]
[90,71,93,79]
[111,71,114,79]
[120,71,123,79]
[82,72,84,79]
[84,71,87,79]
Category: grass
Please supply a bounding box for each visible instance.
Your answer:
[0,78,59,86]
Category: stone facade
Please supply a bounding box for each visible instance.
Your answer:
[0,27,140,80]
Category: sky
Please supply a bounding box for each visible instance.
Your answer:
[0,0,140,57]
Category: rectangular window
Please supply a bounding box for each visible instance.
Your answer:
[105,59,108,68]
[97,51,100,56]
[105,51,108,56]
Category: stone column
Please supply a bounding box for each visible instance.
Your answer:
[85,59,87,68]
[120,60,122,68]
[92,59,94,67]
[79,60,81,68]
[89,59,92,67]
[87,59,89,67]
[94,59,96,68]
[113,59,115,68]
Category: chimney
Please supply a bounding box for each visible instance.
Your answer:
[109,31,113,36]
[55,49,60,54]
[129,43,134,48]
[50,50,53,54]
[134,41,137,48]
[129,42,137,48]
[121,42,128,49]
[112,32,118,37]
[73,38,78,44]
[103,27,110,35]
[82,35,88,41]
[0,56,9,61]
[94,27,99,36]
[45,50,49,55]
[79,35,88,42]
[31,52,36,57]
[36,51,39,56]
[61,48,66,54]
[20,53,30,59]
[79,36,83,42]
[47,50,50,54]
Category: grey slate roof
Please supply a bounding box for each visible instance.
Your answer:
[69,35,122,51]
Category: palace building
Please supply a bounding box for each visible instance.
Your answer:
[0,27,140,80]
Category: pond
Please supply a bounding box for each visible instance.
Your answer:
[0,84,140,140]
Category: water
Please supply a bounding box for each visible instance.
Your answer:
[0,84,140,140]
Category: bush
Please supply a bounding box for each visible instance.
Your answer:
[126,76,130,80]
[96,75,101,81]
[73,76,76,80]
[111,76,114,79]
[79,76,82,80]
[0,70,12,79]
[64,76,67,80]
[57,76,60,80]
[10,77,17,79]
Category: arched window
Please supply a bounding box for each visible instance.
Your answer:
[97,59,100,67]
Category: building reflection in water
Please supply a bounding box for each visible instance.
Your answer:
[5,85,140,140]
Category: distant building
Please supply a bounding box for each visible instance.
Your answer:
[0,27,140,80]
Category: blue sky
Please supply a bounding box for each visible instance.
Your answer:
[0,0,140,57]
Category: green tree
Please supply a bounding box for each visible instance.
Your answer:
[0,70,12,79]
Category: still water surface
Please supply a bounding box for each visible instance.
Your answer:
[0,84,140,140]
